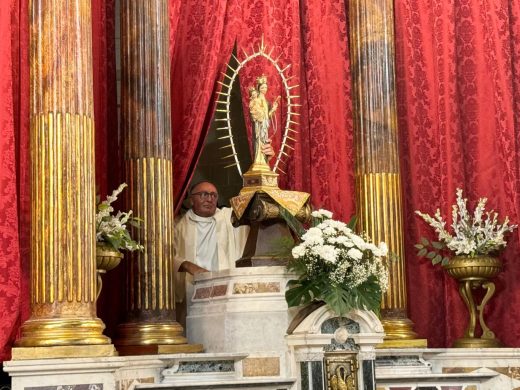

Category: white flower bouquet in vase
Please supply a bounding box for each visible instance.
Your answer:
[95,183,143,297]
[285,209,389,316]
[415,188,516,347]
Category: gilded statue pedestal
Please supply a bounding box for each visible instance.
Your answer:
[236,194,300,267]
[231,161,311,267]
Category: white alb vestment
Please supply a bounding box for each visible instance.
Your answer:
[174,207,248,302]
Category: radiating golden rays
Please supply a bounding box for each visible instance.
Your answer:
[216,37,300,176]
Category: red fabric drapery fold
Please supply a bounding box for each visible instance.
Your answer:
[173,0,356,220]
[0,0,24,362]
[396,0,520,347]
[92,0,118,198]
[0,0,119,357]
[4,0,520,358]
[171,0,239,210]
[91,0,121,338]
[298,0,355,219]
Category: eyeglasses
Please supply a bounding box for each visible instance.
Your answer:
[191,191,218,200]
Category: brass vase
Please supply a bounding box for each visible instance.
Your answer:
[96,243,124,299]
[443,255,502,348]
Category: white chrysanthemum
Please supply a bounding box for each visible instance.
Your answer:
[292,245,306,259]
[347,247,363,260]
[311,209,333,219]
[335,236,348,245]
[303,227,322,238]
[314,244,338,263]
[291,212,388,306]
[350,234,367,250]
[322,227,336,236]
[301,227,324,246]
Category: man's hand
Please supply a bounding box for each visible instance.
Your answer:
[261,138,275,161]
[178,261,209,275]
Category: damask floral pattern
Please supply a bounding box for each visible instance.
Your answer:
[171,0,239,209]
[298,0,355,220]
[4,0,520,359]
[0,0,22,361]
[92,0,118,198]
[172,0,355,220]
[396,0,520,347]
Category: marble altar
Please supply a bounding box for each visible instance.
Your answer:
[5,267,520,390]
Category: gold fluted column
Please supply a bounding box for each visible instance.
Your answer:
[114,0,200,354]
[348,0,426,347]
[12,0,115,359]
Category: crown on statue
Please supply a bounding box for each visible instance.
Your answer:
[256,75,267,86]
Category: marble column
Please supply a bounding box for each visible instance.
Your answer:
[13,0,115,359]
[348,0,426,347]
[115,0,197,353]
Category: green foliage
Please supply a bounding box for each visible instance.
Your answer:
[415,238,450,266]
[279,207,306,238]
[346,215,358,230]
[286,258,384,316]
[265,236,296,257]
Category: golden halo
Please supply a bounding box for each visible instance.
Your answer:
[216,37,300,176]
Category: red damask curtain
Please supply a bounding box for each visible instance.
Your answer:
[236,0,355,219]
[0,0,28,362]
[4,0,520,358]
[92,0,118,198]
[171,0,240,210]
[294,0,355,218]
[395,0,520,347]
[0,0,118,359]
[171,0,356,220]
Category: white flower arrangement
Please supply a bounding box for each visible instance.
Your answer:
[96,183,143,252]
[286,210,389,316]
[415,188,516,264]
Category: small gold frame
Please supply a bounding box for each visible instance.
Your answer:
[324,352,359,390]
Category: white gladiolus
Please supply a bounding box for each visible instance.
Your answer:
[96,183,143,252]
[416,188,517,257]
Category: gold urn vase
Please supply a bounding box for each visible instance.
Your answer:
[96,243,124,299]
[443,255,502,348]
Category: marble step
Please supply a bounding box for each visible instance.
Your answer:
[137,378,295,390]
[143,352,294,390]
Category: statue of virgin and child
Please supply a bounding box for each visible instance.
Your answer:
[248,75,281,166]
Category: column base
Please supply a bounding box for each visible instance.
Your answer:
[11,344,117,360]
[115,321,188,346]
[115,321,203,356]
[378,318,428,348]
[15,317,111,348]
